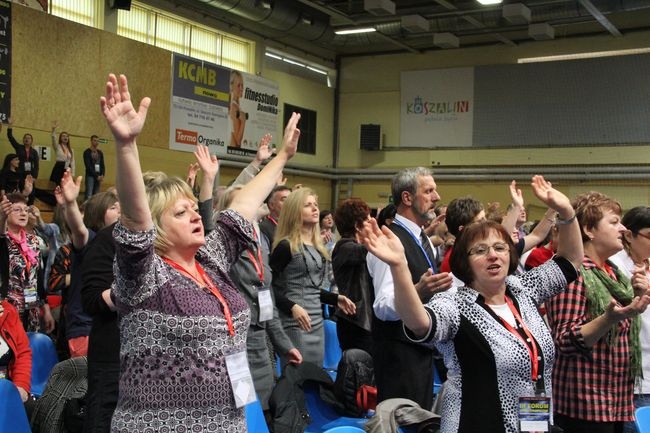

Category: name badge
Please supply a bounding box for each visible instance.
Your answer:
[24,162,31,172]
[24,287,38,305]
[257,286,273,322]
[94,163,101,173]
[224,351,257,408]
[518,396,551,432]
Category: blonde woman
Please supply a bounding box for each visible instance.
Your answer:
[270,188,355,368]
[100,73,300,433]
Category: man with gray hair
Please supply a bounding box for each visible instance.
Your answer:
[367,167,452,409]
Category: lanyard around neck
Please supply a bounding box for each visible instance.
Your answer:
[498,295,540,384]
[391,219,434,270]
[162,257,235,336]
[247,229,264,283]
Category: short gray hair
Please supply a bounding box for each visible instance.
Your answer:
[391,167,433,206]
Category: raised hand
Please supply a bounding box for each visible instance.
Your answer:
[531,175,572,216]
[186,162,200,187]
[280,112,300,158]
[23,175,34,197]
[193,144,219,180]
[255,133,274,164]
[0,194,12,219]
[99,74,151,144]
[51,120,59,132]
[54,169,81,205]
[509,180,524,209]
[359,218,406,266]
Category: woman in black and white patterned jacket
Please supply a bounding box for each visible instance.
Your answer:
[359,175,583,433]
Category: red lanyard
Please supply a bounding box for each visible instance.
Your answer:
[246,247,264,283]
[267,215,278,226]
[498,296,540,383]
[246,228,264,283]
[162,257,235,336]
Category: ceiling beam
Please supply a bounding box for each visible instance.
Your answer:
[577,0,622,37]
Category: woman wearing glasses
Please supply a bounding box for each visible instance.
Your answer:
[359,176,583,433]
[609,206,650,433]
[0,193,54,333]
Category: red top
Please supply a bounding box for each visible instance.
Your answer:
[0,300,32,391]
[440,247,453,273]
[525,242,554,269]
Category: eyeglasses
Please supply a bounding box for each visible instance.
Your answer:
[634,231,650,241]
[468,242,510,257]
[12,206,29,214]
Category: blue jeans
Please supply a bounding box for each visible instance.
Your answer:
[85,176,101,200]
[624,394,650,433]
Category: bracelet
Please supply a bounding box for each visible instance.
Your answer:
[555,213,576,225]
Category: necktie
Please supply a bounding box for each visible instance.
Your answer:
[420,230,437,272]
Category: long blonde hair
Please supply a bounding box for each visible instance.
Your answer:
[273,188,328,258]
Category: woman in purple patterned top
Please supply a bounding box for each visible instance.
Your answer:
[99,73,300,433]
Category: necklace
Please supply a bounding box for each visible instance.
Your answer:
[302,244,326,288]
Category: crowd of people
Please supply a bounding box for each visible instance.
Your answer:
[0,72,648,433]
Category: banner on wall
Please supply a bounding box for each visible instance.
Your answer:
[169,53,279,157]
[0,0,10,123]
[400,67,474,148]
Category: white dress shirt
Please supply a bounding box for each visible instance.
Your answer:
[367,214,436,321]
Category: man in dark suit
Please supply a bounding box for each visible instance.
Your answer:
[367,167,452,410]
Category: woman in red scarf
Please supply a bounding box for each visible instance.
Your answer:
[0,193,54,333]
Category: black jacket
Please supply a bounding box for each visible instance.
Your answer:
[268,362,340,433]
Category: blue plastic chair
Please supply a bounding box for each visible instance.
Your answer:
[323,426,366,433]
[28,331,59,397]
[433,363,443,396]
[323,320,342,377]
[245,398,270,433]
[636,406,650,433]
[0,379,31,433]
[304,383,367,433]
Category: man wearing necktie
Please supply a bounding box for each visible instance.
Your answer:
[367,167,452,409]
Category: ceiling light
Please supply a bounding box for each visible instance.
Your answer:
[476,0,502,5]
[306,66,327,75]
[334,27,376,35]
[265,52,282,60]
[283,58,306,67]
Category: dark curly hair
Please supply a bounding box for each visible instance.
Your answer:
[334,198,370,238]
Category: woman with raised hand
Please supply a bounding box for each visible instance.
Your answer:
[0,193,54,333]
[546,194,650,433]
[99,73,299,433]
[358,175,583,433]
[50,121,75,185]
